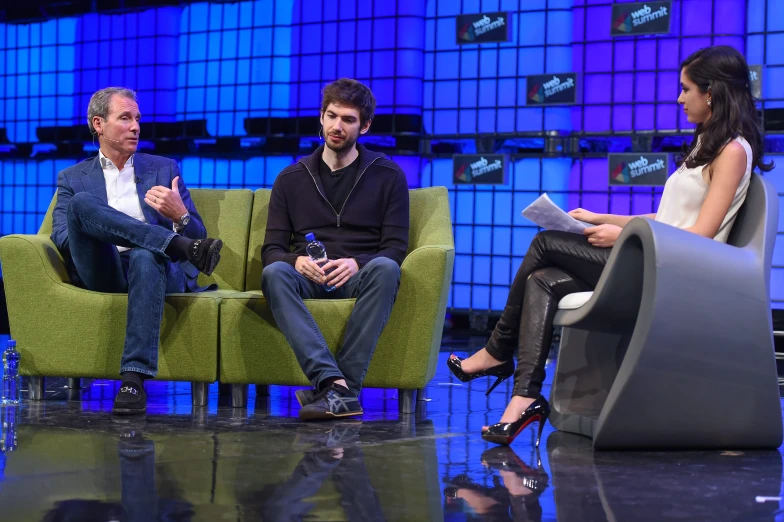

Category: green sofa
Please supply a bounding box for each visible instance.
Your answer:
[0,186,454,413]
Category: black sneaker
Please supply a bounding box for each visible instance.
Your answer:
[295,388,317,407]
[299,384,363,421]
[112,381,147,416]
[188,238,223,276]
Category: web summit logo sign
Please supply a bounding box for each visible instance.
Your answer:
[457,12,510,44]
[611,1,672,36]
[609,153,669,186]
[453,154,507,185]
[526,73,578,106]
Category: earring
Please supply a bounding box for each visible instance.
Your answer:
[707,98,712,108]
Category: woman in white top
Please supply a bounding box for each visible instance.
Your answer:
[446,45,774,447]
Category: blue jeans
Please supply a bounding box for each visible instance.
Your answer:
[261,258,401,395]
[66,192,186,377]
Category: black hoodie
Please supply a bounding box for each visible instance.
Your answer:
[261,143,410,268]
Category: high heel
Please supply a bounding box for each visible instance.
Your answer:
[481,396,550,447]
[447,355,515,396]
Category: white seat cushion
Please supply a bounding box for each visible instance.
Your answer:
[558,291,594,310]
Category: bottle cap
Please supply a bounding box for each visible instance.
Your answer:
[305,233,315,242]
[7,340,16,348]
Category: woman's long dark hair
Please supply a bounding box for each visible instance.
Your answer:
[679,45,773,172]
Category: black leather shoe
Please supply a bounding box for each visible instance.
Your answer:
[447,355,515,395]
[112,381,147,416]
[482,396,550,447]
[187,238,223,276]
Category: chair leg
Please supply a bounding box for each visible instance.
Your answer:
[191,382,209,407]
[66,378,81,389]
[256,384,270,397]
[398,389,419,415]
[232,384,249,408]
[415,388,427,416]
[28,376,45,401]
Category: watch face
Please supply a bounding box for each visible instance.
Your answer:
[180,214,190,227]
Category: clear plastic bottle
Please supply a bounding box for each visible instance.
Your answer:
[2,340,20,405]
[305,233,336,292]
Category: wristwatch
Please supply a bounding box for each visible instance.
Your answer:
[174,212,190,233]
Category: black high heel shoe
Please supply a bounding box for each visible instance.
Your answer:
[447,355,515,396]
[482,396,550,447]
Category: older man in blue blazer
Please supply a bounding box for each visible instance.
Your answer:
[51,87,223,415]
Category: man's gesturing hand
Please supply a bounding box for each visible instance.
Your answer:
[145,176,187,221]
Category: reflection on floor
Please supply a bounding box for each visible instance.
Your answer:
[1,335,783,521]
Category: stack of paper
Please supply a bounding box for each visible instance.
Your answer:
[521,193,589,234]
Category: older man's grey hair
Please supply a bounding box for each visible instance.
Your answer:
[87,87,137,135]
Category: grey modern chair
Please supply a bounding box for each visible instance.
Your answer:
[549,173,782,450]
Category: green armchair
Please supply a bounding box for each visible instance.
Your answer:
[0,189,254,404]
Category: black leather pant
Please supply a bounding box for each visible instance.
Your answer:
[485,230,611,398]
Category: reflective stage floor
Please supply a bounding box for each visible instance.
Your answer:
[1,336,783,521]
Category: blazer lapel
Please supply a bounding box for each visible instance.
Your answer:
[133,154,159,224]
[82,156,108,203]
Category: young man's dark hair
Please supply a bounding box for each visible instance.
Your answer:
[261,78,409,421]
[320,78,376,128]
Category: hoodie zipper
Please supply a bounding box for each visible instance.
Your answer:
[301,157,380,228]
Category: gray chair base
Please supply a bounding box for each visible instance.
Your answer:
[551,176,782,449]
[549,329,629,439]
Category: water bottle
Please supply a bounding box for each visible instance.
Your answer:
[2,340,20,405]
[305,233,336,292]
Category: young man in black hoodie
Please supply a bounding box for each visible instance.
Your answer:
[261,79,409,420]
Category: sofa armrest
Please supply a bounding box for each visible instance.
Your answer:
[367,244,455,389]
[0,234,75,289]
[555,217,760,333]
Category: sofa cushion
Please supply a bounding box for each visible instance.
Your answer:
[190,189,254,292]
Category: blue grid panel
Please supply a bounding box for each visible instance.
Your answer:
[767,154,784,303]
[291,5,425,117]
[420,155,574,310]
[0,159,71,235]
[578,0,746,133]
[425,3,573,135]
[76,8,181,128]
[0,18,77,142]
[178,1,295,135]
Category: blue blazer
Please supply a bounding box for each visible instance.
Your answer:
[50,153,210,292]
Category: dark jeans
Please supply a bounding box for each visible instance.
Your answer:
[66,192,186,377]
[486,230,611,398]
[261,257,401,395]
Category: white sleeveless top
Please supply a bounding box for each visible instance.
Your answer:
[655,136,752,243]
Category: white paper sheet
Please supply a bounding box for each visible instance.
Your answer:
[521,193,589,234]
